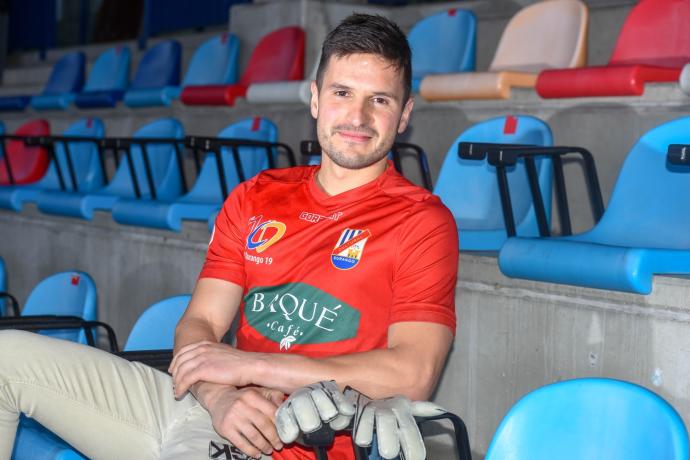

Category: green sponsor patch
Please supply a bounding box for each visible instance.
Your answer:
[244,282,360,348]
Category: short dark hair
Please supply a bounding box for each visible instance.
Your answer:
[315,13,412,101]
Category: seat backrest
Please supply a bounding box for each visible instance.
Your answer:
[124,294,190,351]
[490,0,588,72]
[433,115,552,231]
[83,46,131,92]
[239,26,305,86]
[183,117,278,204]
[41,51,85,94]
[485,378,689,460]
[100,118,184,200]
[131,40,181,90]
[182,33,239,86]
[409,9,476,84]
[609,0,690,68]
[0,119,50,185]
[22,271,97,343]
[34,117,105,192]
[582,115,690,249]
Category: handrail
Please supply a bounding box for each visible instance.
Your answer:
[300,140,434,191]
[97,137,186,199]
[185,136,296,200]
[458,142,604,237]
[0,292,20,316]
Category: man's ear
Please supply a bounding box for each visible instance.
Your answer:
[310,81,319,120]
[397,96,415,134]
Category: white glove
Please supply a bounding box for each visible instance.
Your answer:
[275,380,356,444]
[347,389,448,460]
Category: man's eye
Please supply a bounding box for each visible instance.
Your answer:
[334,90,349,97]
[373,97,388,105]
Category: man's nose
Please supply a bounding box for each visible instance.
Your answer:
[346,98,372,127]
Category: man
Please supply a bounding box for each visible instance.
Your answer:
[0,13,458,460]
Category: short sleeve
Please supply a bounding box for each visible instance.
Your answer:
[198,179,256,287]
[390,198,459,333]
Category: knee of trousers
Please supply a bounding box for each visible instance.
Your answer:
[0,330,43,377]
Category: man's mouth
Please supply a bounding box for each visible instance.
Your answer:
[334,128,375,143]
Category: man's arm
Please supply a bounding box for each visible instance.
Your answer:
[172,314,453,401]
[173,278,285,458]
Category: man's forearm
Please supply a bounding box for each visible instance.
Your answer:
[247,323,453,400]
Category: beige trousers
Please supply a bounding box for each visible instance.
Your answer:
[0,330,249,460]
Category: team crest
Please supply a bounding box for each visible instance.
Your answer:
[331,228,371,270]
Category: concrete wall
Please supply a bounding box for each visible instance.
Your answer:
[2,207,689,459]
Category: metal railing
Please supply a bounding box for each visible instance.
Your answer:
[458,142,605,237]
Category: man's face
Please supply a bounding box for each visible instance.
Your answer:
[310,53,413,170]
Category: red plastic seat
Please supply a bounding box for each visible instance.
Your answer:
[537,0,690,98]
[181,26,305,106]
[0,119,50,185]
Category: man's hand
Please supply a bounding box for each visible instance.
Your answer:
[348,389,448,460]
[197,383,285,459]
[169,341,256,398]
[275,380,356,444]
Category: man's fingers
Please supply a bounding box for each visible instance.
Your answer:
[168,340,210,373]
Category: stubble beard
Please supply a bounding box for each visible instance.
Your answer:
[318,124,391,170]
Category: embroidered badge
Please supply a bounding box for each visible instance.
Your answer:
[331,228,371,270]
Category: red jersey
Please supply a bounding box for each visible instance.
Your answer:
[199,162,458,459]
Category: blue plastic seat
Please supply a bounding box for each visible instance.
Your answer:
[73,47,131,109]
[11,294,189,460]
[112,117,277,231]
[433,115,553,251]
[123,40,182,108]
[499,116,690,294]
[30,52,86,111]
[409,8,476,93]
[0,118,105,212]
[127,34,239,108]
[485,378,689,460]
[37,118,184,220]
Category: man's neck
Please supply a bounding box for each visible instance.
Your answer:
[315,157,387,196]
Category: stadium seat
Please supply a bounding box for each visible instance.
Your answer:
[37,118,184,220]
[123,40,181,108]
[124,34,239,107]
[409,8,476,93]
[11,294,189,460]
[499,116,690,294]
[485,378,689,460]
[433,115,552,251]
[112,117,278,231]
[73,46,131,108]
[0,119,51,185]
[536,0,690,98]
[245,59,315,105]
[420,0,587,100]
[26,51,86,111]
[181,26,305,106]
[0,118,104,211]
